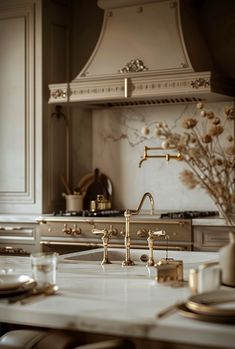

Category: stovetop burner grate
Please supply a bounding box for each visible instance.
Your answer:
[53,209,124,217]
[53,210,218,219]
[160,211,218,219]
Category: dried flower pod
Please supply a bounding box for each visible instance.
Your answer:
[180,170,199,189]
[227,135,234,142]
[225,145,235,156]
[212,117,221,125]
[196,102,204,109]
[182,118,198,129]
[161,140,170,149]
[210,158,223,166]
[206,111,215,119]
[208,125,224,137]
[200,110,207,117]
[224,107,235,119]
[141,126,150,137]
[202,134,212,143]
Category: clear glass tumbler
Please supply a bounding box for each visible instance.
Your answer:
[30,252,58,289]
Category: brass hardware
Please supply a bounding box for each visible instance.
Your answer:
[122,192,155,266]
[139,146,183,168]
[90,195,111,212]
[62,224,72,235]
[155,258,184,283]
[136,228,148,238]
[140,254,148,262]
[92,228,113,264]
[147,230,166,266]
[108,225,118,236]
[51,89,67,99]
[124,78,129,98]
[72,224,81,236]
[191,78,210,89]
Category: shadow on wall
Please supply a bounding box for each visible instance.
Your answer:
[199,0,235,78]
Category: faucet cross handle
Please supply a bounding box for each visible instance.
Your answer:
[147,230,166,266]
[92,228,112,265]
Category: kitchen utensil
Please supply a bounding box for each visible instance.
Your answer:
[60,175,71,195]
[157,289,235,323]
[8,284,59,304]
[83,168,111,209]
[62,193,84,211]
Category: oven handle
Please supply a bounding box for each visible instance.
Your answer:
[40,241,189,250]
[0,226,24,231]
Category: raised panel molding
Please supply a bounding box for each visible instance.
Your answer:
[0,1,42,212]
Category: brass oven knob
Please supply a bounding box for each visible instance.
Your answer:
[62,224,72,235]
[72,224,81,236]
[108,225,118,236]
[137,228,148,238]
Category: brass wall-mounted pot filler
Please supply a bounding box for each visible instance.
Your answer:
[139,146,183,168]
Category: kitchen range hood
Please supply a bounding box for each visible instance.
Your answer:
[49,0,235,107]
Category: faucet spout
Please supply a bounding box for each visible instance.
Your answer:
[131,192,155,216]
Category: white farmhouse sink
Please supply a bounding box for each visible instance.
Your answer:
[62,248,148,263]
[61,248,219,269]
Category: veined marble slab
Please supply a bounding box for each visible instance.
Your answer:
[0,249,234,348]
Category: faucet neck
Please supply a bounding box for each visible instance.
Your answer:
[131,192,155,216]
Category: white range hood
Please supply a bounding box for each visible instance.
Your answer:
[49,0,235,107]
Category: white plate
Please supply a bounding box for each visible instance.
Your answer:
[0,274,33,291]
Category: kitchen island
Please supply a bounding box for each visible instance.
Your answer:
[0,249,234,349]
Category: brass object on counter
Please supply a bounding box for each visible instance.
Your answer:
[147,230,166,266]
[155,258,184,284]
[92,228,113,264]
[90,195,111,212]
[122,192,155,267]
[139,146,183,168]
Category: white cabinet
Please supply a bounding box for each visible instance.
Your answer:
[193,225,229,251]
[0,222,39,255]
[0,0,70,214]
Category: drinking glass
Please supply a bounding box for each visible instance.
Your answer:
[30,252,58,289]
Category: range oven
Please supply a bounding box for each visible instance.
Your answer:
[38,211,217,254]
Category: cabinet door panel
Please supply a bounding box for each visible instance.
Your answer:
[0,17,25,192]
[0,2,40,212]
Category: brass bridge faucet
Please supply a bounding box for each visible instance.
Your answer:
[122,192,155,266]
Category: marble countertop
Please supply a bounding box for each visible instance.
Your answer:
[0,249,234,348]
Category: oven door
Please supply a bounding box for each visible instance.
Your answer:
[40,240,101,254]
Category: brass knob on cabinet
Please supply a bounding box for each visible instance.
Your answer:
[72,224,81,236]
[62,224,72,235]
[137,228,148,238]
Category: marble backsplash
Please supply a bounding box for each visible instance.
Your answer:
[91,102,234,211]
